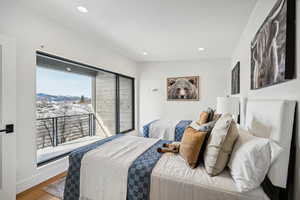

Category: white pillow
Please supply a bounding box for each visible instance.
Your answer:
[228,127,283,192]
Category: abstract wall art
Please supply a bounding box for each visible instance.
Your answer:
[250,0,295,89]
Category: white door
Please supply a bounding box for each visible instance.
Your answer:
[0,35,17,200]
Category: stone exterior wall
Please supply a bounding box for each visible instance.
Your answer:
[95,71,116,135]
[95,72,133,135]
[119,77,133,132]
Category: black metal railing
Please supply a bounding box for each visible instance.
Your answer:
[36,113,96,149]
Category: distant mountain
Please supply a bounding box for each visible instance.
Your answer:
[37,93,90,102]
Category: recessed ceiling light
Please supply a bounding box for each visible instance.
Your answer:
[66,67,72,72]
[142,52,148,55]
[77,6,88,13]
[198,47,205,51]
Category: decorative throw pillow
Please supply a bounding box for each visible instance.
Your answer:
[228,128,283,192]
[190,120,217,132]
[179,127,207,168]
[204,113,239,176]
[212,113,222,121]
[205,107,215,122]
[198,120,217,148]
[196,111,209,125]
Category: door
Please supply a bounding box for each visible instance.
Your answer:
[0,35,17,200]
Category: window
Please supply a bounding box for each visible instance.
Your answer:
[36,52,135,165]
[36,67,94,148]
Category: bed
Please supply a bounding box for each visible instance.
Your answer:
[63,99,296,200]
[143,119,192,141]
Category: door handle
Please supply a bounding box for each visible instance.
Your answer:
[0,124,14,134]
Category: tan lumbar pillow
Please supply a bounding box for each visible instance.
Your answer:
[179,127,207,168]
[196,111,209,125]
[204,113,239,176]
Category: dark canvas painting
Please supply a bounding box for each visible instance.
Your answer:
[251,0,295,89]
[231,62,240,95]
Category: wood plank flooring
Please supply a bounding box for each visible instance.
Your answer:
[16,172,67,200]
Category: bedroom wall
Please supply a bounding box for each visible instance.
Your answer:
[139,59,229,133]
[0,1,139,193]
[229,0,300,199]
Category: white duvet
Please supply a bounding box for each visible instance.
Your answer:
[148,120,180,140]
[80,136,158,200]
[80,135,269,200]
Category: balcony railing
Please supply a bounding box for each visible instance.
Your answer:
[36,113,96,150]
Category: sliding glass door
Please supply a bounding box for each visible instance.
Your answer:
[95,73,135,135]
[36,51,135,165]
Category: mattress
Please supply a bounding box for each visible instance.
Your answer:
[151,153,270,200]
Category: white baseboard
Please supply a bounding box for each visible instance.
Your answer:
[16,156,69,194]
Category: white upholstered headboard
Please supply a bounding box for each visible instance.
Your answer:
[244,99,296,189]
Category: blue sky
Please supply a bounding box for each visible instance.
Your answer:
[36,67,92,97]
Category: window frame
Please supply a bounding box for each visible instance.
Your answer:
[36,51,135,134]
[116,75,135,133]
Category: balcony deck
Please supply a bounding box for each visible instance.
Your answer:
[36,113,98,165]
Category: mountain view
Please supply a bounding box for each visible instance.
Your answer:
[37,93,91,102]
[36,93,92,119]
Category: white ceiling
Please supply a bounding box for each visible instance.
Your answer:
[20,0,257,62]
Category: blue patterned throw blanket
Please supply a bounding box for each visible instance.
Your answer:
[174,120,193,141]
[63,134,123,200]
[143,120,159,138]
[127,140,171,200]
[64,135,170,200]
[143,120,192,142]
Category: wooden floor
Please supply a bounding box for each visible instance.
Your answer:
[16,172,67,200]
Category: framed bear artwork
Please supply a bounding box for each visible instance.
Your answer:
[167,76,199,101]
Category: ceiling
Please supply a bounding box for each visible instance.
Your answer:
[20,0,257,62]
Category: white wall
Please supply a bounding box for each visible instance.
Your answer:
[229,0,300,199]
[139,59,229,131]
[0,1,138,193]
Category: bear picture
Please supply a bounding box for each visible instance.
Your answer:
[167,76,199,101]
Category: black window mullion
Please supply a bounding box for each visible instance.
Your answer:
[131,78,135,131]
[116,75,120,134]
[118,76,135,133]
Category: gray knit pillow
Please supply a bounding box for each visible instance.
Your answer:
[189,120,217,132]
[198,120,217,132]
[205,107,216,122]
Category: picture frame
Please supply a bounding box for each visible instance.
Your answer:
[167,76,199,101]
[250,0,295,90]
[231,62,240,95]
